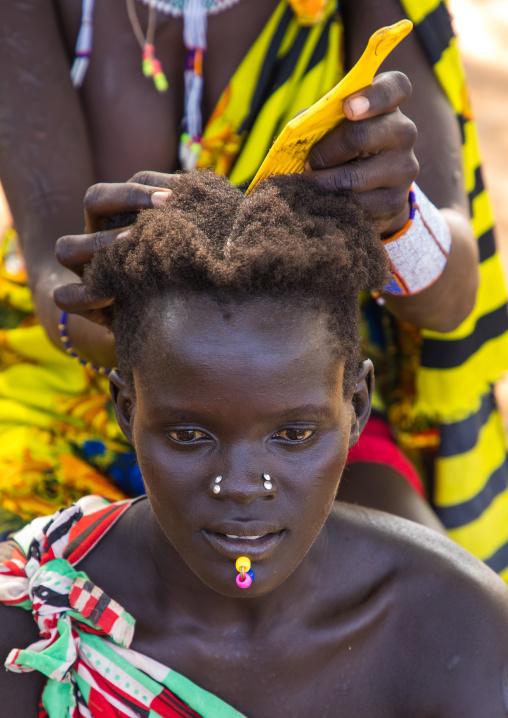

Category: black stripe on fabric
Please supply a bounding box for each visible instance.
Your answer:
[438,391,495,458]
[436,458,508,529]
[478,228,497,263]
[485,537,508,574]
[238,7,293,135]
[420,304,508,370]
[45,510,83,550]
[414,2,454,66]
[62,505,121,560]
[468,165,485,217]
[271,27,311,94]
[157,688,200,718]
[457,114,466,144]
[305,14,335,75]
[109,686,151,718]
[89,592,110,624]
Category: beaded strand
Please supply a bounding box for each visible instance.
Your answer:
[58,311,112,376]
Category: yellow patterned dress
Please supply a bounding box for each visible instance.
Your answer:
[1,0,508,582]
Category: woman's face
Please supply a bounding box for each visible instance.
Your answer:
[112,295,371,597]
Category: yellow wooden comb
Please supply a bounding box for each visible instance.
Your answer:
[246,19,413,195]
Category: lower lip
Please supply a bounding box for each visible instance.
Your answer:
[202,530,285,561]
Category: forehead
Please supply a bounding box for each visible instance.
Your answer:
[132,295,346,408]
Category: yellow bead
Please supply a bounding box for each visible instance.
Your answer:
[235,556,251,573]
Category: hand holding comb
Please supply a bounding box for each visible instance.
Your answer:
[246,19,413,195]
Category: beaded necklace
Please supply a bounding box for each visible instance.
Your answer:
[71,0,327,171]
[71,0,244,171]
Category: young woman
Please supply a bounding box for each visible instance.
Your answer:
[2,0,508,574]
[1,171,507,717]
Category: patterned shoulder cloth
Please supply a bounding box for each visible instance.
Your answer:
[0,496,245,718]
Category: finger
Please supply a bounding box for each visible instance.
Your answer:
[352,187,412,224]
[306,111,417,170]
[127,170,182,189]
[56,227,129,277]
[343,71,412,121]
[83,182,172,232]
[53,282,114,315]
[309,149,418,198]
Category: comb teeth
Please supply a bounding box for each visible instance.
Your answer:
[246,20,412,195]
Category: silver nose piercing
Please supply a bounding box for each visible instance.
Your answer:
[213,476,222,494]
[263,473,272,490]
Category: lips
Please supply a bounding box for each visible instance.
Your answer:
[202,528,285,561]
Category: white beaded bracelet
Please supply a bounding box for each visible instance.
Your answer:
[382,183,451,296]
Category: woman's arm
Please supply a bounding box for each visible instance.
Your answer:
[0,0,116,366]
[337,0,478,332]
[0,601,45,717]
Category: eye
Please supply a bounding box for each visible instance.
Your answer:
[167,429,210,444]
[273,428,315,443]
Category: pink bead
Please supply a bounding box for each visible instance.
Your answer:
[236,572,252,589]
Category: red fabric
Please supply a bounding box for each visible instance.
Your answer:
[346,415,425,497]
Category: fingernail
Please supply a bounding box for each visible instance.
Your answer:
[348,96,370,118]
[151,190,172,207]
[116,230,131,240]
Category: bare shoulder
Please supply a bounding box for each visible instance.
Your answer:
[401,520,508,717]
[330,504,508,717]
[0,599,46,717]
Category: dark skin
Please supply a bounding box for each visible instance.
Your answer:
[0,296,507,717]
[0,0,476,527]
[0,0,477,362]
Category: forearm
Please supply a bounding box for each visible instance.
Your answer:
[344,0,480,333]
[0,1,95,343]
[35,264,116,368]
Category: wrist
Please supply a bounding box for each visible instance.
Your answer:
[380,200,411,238]
[381,184,451,296]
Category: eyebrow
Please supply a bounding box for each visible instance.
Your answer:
[148,408,207,423]
[148,404,331,423]
[269,405,331,422]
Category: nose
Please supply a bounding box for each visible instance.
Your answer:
[210,445,276,503]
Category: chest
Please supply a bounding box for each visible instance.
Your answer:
[129,597,404,717]
[55,0,279,180]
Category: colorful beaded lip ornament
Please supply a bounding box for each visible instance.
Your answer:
[235,556,254,589]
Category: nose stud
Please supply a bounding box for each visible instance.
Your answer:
[212,474,274,495]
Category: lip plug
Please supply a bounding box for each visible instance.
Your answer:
[235,556,254,589]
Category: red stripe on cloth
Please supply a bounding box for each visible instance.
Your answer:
[2,559,28,577]
[81,592,99,617]
[97,606,119,635]
[151,691,201,718]
[88,685,130,717]
[346,415,425,497]
[38,697,49,718]
[64,502,132,565]
[83,663,151,715]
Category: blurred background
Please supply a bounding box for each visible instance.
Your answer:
[0,0,507,422]
[449,0,508,426]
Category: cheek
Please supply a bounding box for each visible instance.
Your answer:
[133,432,202,523]
[284,427,351,529]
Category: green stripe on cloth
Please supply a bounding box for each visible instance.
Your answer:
[165,670,246,718]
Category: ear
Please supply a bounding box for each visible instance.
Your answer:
[109,370,135,444]
[349,359,374,448]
